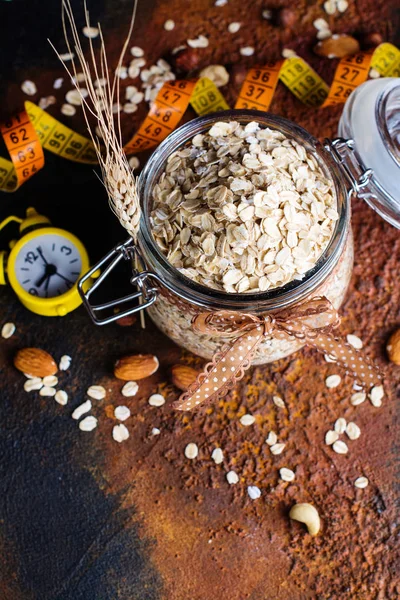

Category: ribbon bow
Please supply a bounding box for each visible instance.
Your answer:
[174,296,381,411]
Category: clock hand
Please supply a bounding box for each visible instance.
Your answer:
[44,276,50,298]
[36,246,49,265]
[35,263,58,287]
[54,272,75,285]
[35,272,49,287]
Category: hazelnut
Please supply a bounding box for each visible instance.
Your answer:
[231,64,248,88]
[116,314,137,327]
[362,32,383,48]
[277,8,296,29]
[173,47,201,73]
[314,34,360,59]
[387,329,400,365]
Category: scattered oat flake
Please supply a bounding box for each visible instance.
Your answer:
[326,374,341,389]
[369,68,381,79]
[129,156,140,171]
[114,405,131,421]
[334,417,346,434]
[59,355,72,371]
[184,442,198,459]
[282,48,297,58]
[346,421,361,440]
[240,414,255,426]
[72,400,92,420]
[270,443,285,455]
[273,395,285,408]
[131,46,144,57]
[279,468,295,482]
[121,381,139,397]
[325,430,339,445]
[79,416,98,431]
[72,73,86,84]
[61,104,76,116]
[164,19,175,31]
[42,375,58,387]
[226,470,239,484]
[151,427,161,436]
[113,423,130,442]
[240,46,254,56]
[171,44,186,55]
[87,385,106,400]
[59,52,74,61]
[369,385,384,407]
[187,35,209,48]
[83,26,99,38]
[346,334,363,349]
[324,0,336,14]
[332,440,348,454]
[39,96,56,110]
[148,393,165,407]
[124,103,138,114]
[66,89,86,106]
[55,390,68,405]
[317,29,332,40]
[262,9,272,19]
[215,0,227,6]
[266,431,278,446]
[115,66,128,79]
[355,476,369,489]
[211,448,224,464]
[199,65,229,87]
[337,0,349,12]
[39,386,56,397]
[247,485,261,500]
[53,77,64,89]
[228,22,241,33]
[21,80,37,96]
[313,17,330,31]
[24,378,43,392]
[1,322,15,339]
[351,391,366,406]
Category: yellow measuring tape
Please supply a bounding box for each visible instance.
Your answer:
[1,42,399,193]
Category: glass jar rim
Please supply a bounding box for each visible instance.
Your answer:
[138,109,350,313]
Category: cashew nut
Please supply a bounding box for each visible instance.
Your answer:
[289,503,321,536]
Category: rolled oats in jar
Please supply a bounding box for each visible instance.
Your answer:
[135,111,354,364]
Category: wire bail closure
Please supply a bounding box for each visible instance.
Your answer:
[78,238,159,325]
[324,137,373,195]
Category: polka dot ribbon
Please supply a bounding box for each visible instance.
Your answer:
[173,296,381,411]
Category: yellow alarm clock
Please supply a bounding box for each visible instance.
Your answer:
[0,207,97,317]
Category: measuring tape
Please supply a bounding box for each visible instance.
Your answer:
[236,42,400,110]
[1,42,399,193]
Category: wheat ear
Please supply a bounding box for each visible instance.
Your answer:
[51,0,141,239]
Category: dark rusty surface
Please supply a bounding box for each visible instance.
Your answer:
[0,1,400,599]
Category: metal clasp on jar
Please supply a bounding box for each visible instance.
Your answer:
[324,138,373,195]
[78,238,159,325]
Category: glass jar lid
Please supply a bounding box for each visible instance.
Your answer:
[338,78,400,228]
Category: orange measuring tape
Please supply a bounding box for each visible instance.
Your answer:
[1,42,399,192]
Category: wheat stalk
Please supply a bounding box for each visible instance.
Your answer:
[52,0,141,239]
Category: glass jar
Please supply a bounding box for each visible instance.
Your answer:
[339,78,400,228]
[79,110,368,365]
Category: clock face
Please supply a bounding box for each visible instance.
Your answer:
[14,233,83,298]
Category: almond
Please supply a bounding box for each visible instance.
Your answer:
[386,329,400,365]
[314,34,360,59]
[171,364,199,391]
[114,354,159,381]
[14,348,57,377]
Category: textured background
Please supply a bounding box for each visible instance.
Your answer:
[0,1,399,599]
